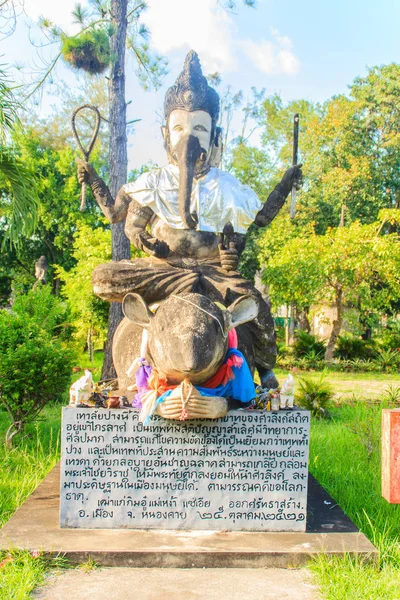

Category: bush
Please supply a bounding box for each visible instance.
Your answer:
[61,29,111,74]
[334,334,376,360]
[292,330,326,358]
[374,348,400,371]
[12,285,71,340]
[0,290,75,445]
[296,372,334,419]
[377,320,400,352]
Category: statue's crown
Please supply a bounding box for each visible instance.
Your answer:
[164,50,220,123]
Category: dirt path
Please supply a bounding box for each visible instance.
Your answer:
[33,567,321,600]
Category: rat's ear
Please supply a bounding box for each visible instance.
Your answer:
[226,296,258,329]
[122,293,153,328]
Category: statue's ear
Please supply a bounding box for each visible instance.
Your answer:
[226,296,258,329]
[122,293,153,328]
[161,125,167,143]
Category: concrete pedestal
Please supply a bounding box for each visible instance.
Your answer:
[0,464,377,567]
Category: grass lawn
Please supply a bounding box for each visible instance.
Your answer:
[308,401,400,599]
[0,368,400,598]
[275,368,399,400]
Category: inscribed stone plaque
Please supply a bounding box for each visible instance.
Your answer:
[60,407,310,531]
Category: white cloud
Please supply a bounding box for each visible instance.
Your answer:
[141,0,238,73]
[243,29,300,75]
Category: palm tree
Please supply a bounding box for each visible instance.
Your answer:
[0,69,38,247]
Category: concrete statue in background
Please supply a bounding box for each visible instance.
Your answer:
[77,50,302,419]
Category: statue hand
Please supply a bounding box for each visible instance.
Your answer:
[281,164,303,192]
[218,242,239,273]
[76,158,98,185]
[139,233,170,258]
[156,395,228,420]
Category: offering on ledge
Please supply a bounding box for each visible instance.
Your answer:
[254,373,295,412]
[69,369,93,406]
[69,372,129,409]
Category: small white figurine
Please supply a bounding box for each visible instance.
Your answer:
[280,373,295,409]
[69,369,93,406]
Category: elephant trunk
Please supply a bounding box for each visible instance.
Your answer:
[172,134,205,229]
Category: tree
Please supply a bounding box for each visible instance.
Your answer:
[261,220,400,360]
[56,224,111,359]
[0,127,106,301]
[252,65,400,232]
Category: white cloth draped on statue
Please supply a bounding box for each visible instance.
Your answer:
[123,164,262,235]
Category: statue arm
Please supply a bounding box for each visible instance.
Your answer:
[76,159,130,223]
[125,197,170,258]
[254,165,302,227]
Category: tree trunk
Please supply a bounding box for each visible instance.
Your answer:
[295,306,311,333]
[101,0,130,381]
[325,287,343,361]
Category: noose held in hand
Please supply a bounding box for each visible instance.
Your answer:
[71,104,101,211]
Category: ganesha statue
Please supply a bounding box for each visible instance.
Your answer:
[77,50,301,421]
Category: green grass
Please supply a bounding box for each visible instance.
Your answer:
[0,405,61,528]
[276,368,399,400]
[0,404,62,599]
[72,350,104,381]
[308,401,400,599]
[0,550,67,600]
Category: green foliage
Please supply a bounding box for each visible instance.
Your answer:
[0,289,75,444]
[374,348,400,371]
[61,29,111,74]
[0,126,107,302]
[334,333,376,360]
[231,143,273,199]
[377,319,400,351]
[0,549,63,600]
[381,384,400,406]
[11,284,71,339]
[0,406,60,527]
[261,220,400,357]
[0,147,39,248]
[55,224,111,353]
[296,373,334,418]
[0,68,39,247]
[242,65,400,233]
[292,330,326,358]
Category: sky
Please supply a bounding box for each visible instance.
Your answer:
[2,0,400,169]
